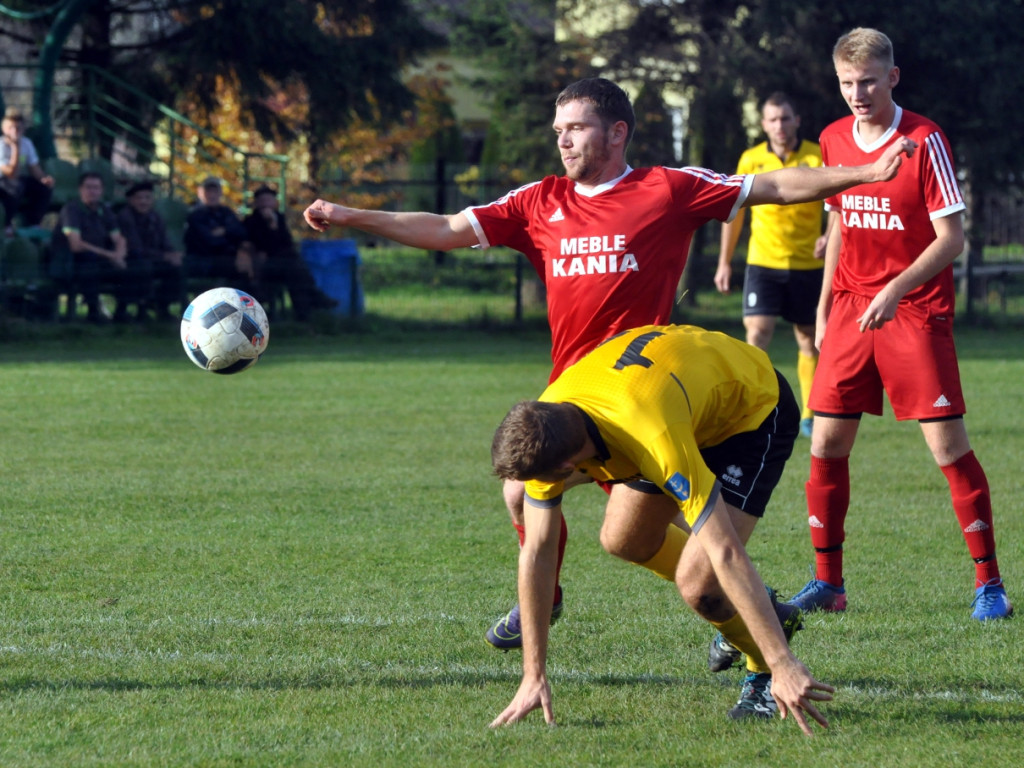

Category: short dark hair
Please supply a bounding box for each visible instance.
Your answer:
[126,180,154,197]
[78,171,103,187]
[491,401,586,481]
[556,78,636,146]
[763,91,797,114]
[252,185,277,198]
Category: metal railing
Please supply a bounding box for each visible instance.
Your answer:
[1,63,288,209]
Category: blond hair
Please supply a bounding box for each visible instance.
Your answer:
[833,27,894,69]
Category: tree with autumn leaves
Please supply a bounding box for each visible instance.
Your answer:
[1,0,447,209]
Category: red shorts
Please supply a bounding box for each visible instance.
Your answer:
[809,292,965,420]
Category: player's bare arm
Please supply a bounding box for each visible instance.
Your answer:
[302,202,479,252]
[715,208,747,294]
[815,212,843,350]
[490,502,563,727]
[690,497,833,735]
[745,136,917,207]
[857,213,965,331]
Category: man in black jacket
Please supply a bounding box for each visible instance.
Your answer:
[244,185,336,321]
[184,177,253,294]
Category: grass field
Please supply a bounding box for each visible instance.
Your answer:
[0,319,1020,767]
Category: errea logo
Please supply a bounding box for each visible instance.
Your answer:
[721,465,743,487]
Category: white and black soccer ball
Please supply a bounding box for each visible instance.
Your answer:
[180,287,270,374]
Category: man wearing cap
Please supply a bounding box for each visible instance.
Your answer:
[117,181,185,320]
[0,107,54,232]
[243,185,337,320]
[184,177,254,293]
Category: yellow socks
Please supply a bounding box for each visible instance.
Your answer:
[710,612,769,674]
[635,525,769,674]
[634,523,688,582]
[797,351,818,421]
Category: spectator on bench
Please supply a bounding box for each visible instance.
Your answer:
[184,177,254,294]
[0,107,54,233]
[51,172,140,323]
[243,185,337,320]
[117,181,185,321]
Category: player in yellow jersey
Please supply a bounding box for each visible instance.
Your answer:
[489,325,833,735]
[716,92,827,439]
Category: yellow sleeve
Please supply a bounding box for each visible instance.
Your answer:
[639,424,722,533]
[524,478,566,508]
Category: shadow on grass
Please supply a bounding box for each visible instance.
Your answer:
[0,669,724,695]
[0,301,1020,364]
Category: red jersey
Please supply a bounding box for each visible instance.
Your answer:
[464,166,750,379]
[821,106,965,315]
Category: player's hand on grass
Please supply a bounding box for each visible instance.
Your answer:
[769,658,834,736]
[489,675,555,727]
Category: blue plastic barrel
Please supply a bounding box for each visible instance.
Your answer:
[299,239,365,317]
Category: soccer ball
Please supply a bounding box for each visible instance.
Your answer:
[180,287,270,374]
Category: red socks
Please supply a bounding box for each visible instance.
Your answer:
[806,455,849,587]
[941,451,1001,586]
[806,450,1001,590]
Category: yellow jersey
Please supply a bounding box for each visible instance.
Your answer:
[524,325,780,532]
[737,140,824,271]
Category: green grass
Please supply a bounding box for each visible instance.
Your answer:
[0,321,1021,767]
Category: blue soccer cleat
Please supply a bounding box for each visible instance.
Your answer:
[789,576,847,613]
[971,579,1013,621]
[485,592,564,650]
[800,417,814,438]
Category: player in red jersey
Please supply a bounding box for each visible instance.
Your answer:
[304,77,915,719]
[788,28,1012,621]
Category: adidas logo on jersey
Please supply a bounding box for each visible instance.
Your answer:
[548,207,564,222]
[808,515,825,529]
[964,519,990,533]
[933,394,952,408]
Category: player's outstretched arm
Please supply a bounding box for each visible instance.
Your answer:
[868,135,918,182]
[745,136,918,207]
[302,201,479,251]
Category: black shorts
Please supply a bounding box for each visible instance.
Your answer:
[625,371,799,519]
[742,265,822,326]
[700,371,799,517]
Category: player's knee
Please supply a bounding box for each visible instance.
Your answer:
[599,522,655,562]
[678,581,728,619]
[747,330,771,350]
[599,522,629,559]
[503,480,525,525]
